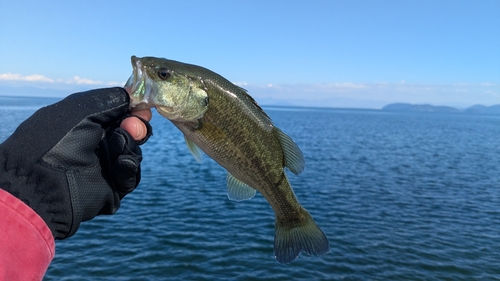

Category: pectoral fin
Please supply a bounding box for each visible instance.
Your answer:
[184,135,203,162]
[275,128,305,175]
[226,173,256,201]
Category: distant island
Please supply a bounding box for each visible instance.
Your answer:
[382,103,500,115]
[463,104,500,115]
[382,103,460,113]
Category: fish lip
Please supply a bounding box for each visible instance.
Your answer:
[125,56,155,109]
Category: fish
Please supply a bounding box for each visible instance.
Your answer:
[125,56,330,264]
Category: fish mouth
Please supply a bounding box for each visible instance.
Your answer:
[125,56,156,109]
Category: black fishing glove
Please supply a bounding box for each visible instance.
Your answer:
[0,87,152,239]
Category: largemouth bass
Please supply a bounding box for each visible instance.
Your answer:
[125,56,329,264]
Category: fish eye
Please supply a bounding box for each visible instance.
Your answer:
[158,68,171,80]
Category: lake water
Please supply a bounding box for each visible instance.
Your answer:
[1,96,500,280]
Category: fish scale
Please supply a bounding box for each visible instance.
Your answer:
[126,56,330,264]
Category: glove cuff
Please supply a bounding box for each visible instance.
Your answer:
[0,156,74,239]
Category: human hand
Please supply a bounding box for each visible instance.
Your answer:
[121,108,152,141]
[0,87,152,239]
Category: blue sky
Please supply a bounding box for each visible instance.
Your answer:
[0,1,498,108]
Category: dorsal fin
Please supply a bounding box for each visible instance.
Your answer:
[209,78,273,125]
[238,86,272,122]
[275,128,305,175]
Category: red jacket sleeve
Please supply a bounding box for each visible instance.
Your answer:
[0,189,55,280]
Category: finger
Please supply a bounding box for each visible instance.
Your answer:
[2,88,130,165]
[63,88,130,126]
[120,117,148,141]
[130,108,152,122]
[104,127,142,198]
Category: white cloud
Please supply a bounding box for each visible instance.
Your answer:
[0,73,123,86]
[68,76,103,85]
[242,82,500,108]
[0,73,54,83]
[233,81,248,86]
[105,81,123,86]
[332,82,367,89]
[1,73,498,108]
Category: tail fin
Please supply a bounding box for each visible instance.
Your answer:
[274,209,330,264]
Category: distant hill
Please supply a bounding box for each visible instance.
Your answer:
[382,103,460,113]
[464,104,500,115]
[382,103,500,115]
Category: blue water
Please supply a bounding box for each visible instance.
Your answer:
[1,96,500,280]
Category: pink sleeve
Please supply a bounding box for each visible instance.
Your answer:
[0,189,55,280]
